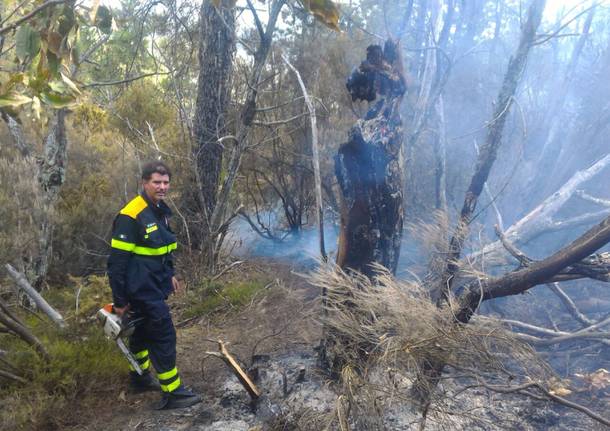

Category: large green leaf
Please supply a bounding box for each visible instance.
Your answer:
[61,73,81,95]
[15,24,41,62]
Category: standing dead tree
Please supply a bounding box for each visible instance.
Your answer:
[335,40,406,277]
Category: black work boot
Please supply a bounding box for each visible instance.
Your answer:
[154,386,202,410]
[130,371,161,393]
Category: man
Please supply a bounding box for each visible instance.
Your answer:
[107,161,201,410]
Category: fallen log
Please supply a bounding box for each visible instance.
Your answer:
[5,264,66,329]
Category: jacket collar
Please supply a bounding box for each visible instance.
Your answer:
[140,191,172,217]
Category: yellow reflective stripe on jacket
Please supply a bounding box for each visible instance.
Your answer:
[161,377,181,392]
[132,242,177,256]
[141,359,151,370]
[111,239,136,252]
[158,367,178,380]
[134,350,149,359]
[111,241,177,256]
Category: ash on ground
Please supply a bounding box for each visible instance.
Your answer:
[129,350,605,431]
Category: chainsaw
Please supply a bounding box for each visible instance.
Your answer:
[97,304,145,375]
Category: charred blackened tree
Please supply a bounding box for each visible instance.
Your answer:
[335,41,406,276]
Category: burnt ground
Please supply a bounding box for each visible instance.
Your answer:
[64,259,608,431]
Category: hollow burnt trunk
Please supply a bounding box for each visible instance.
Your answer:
[335,41,406,277]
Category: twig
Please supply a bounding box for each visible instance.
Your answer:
[495,225,532,266]
[461,379,610,426]
[0,0,67,36]
[0,368,27,383]
[211,261,244,282]
[84,72,170,88]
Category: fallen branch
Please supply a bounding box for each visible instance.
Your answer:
[0,299,49,361]
[5,264,66,328]
[472,153,610,262]
[546,282,594,326]
[461,380,610,427]
[495,225,610,283]
[0,368,27,384]
[204,339,261,399]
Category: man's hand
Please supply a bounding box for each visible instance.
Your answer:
[171,276,182,294]
[113,304,130,317]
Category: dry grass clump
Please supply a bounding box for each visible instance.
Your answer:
[308,263,552,429]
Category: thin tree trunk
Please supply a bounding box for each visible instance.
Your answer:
[433,95,447,212]
[434,0,547,304]
[34,108,68,288]
[204,0,286,271]
[282,54,327,261]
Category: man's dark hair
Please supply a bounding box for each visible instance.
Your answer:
[141,161,172,181]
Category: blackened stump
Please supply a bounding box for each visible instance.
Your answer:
[336,40,406,277]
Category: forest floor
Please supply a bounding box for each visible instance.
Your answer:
[51,258,607,431]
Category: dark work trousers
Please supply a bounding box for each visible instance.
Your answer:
[128,299,177,374]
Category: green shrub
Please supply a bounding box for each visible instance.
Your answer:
[0,277,126,430]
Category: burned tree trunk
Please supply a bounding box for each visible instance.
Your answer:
[335,41,406,277]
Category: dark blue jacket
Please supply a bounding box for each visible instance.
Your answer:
[107,193,176,308]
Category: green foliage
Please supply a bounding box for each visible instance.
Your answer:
[112,80,176,143]
[182,280,267,319]
[15,23,41,62]
[0,2,115,114]
[0,277,125,430]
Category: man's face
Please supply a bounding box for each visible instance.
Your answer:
[142,172,170,204]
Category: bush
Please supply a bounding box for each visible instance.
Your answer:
[0,276,126,430]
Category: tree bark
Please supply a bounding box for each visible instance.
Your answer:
[192,1,235,250]
[336,40,406,277]
[33,108,68,288]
